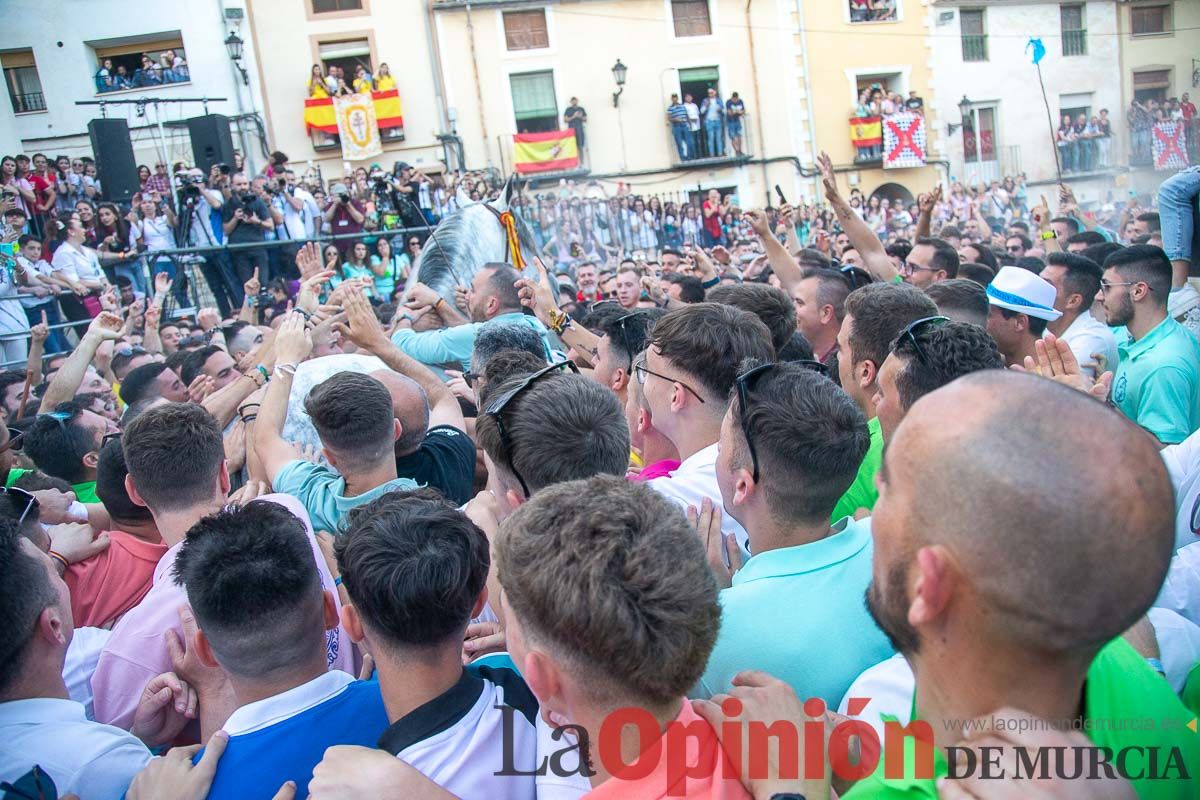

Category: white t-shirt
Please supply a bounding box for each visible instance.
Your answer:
[1048,311,1120,381]
[51,242,105,284]
[646,443,751,559]
[15,255,56,309]
[684,102,701,131]
[131,216,175,253]
[1162,428,1200,553]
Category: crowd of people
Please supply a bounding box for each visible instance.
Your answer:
[306,63,398,98]
[664,89,747,161]
[1128,94,1199,167]
[94,50,190,93]
[1,113,1200,799]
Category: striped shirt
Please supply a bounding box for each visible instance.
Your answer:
[667,103,688,124]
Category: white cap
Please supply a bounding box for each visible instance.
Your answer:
[986,266,1062,322]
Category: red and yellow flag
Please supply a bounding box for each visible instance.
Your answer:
[305,90,404,135]
[849,116,882,148]
[513,130,579,174]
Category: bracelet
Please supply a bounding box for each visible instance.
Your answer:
[435,297,446,311]
[255,364,270,384]
[334,575,343,587]
[240,413,257,424]
[48,550,69,572]
[237,403,261,416]
[274,362,299,378]
[700,276,720,290]
[1147,657,1165,676]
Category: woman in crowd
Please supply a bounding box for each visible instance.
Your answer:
[334,241,376,296]
[308,65,330,98]
[138,54,162,85]
[128,194,175,297]
[662,201,682,250]
[370,237,404,302]
[2,156,35,218]
[74,200,98,248]
[352,65,373,94]
[93,202,137,286]
[40,213,73,259]
[136,165,151,195]
[375,63,395,91]
[54,156,78,214]
[647,196,665,251]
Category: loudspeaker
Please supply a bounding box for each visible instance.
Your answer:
[187,114,235,174]
[87,118,140,205]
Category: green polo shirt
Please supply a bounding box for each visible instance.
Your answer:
[843,638,1200,799]
[1112,317,1200,444]
[5,467,98,503]
[832,415,882,522]
[696,516,894,705]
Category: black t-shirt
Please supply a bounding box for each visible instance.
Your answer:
[564,106,586,131]
[395,425,476,506]
[221,195,271,244]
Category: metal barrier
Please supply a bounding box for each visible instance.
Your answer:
[0,224,434,371]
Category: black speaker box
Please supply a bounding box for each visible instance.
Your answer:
[187,114,235,174]
[87,118,140,205]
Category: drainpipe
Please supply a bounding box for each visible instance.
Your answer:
[425,0,451,135]
[794,0,821,199]
[465,2,493,167]
[744,1,770,203]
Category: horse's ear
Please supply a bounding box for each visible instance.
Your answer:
[456,185,473,207]
[490,175,517,213]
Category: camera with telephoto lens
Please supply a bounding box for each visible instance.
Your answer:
[339,193,350,204]
[240,193,256,205]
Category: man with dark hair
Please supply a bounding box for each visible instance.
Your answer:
[792,268,852,364]
[64,438,166,629]
[1104,246,1200,443]
[180,344,241,391]
[699,363,891,705]
[496,476,748,797]
[900,237,959,289]
[173,502,388,798]
[833,284,937,520]
[118,361,189,406]
[873,320,1004,441]
[392,262,553,371]
[1134,211,1161,237]
[255,314,418,532]
[985,265,1062,366]
[1040,252,1118,379]
[924,278,990,327]
[470,318,546,374]
[0,518,185,797]
[111,346,157,383]
[1065,230,1107,253]
[1080,240,1123,268]
[93,402,352,729]
[1050,214,1082,240]
[1004,232,1033,259]
[706,283,797,353]
[334,489,539,795]
[641,303,775,554]
[663,271,705,303]
[23,401,117,503]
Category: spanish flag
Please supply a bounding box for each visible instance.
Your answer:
[849,116,883,148]
[305,90,404,135]
[513,130,579,174]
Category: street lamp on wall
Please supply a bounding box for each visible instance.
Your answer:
[224,31,250,87]
[612,59,627,108]
[947,94,972,136]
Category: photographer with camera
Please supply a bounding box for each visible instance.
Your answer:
[389,161,434,228]
[323,181,366,259]
[177,168,238,318]
[220,172,274,298]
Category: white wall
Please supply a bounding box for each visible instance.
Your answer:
[0,0,265,171]
[929,1,1121,197]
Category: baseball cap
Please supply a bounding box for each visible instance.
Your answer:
[986,266,1062,322]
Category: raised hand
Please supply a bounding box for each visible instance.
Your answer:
[404,282,441,310]
[1016,333,1112,402]
[85,311,124,341]
[817,151,839,199]
[333,289,388,352]
[743,208,771,238]
[48,522,110,565]
[243,267,261,298]
[30,310,48,343]
[687,498,740,590]
[294,242,323,280]
[99,284,119,312]
[187,374,215,404]
[274,311,314,365]
[513,257,557,325]
[297,270,336,315]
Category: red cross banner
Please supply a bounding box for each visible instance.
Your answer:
[1153,121,1190,171]
[882,112,927,170]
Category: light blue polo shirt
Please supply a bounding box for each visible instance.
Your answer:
[695,516,895,706]
[1112,316,1200,444]
[273,459,420,534]
[391,312,554,372]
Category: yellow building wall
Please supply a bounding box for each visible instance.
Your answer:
[1118,0,1198,106]
[796,0,941,200]
[244,0,448,177]
[433,0,809,207]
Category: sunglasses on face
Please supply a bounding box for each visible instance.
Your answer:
[484,360,580,497]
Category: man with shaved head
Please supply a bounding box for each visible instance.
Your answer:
[841,371,1197,797]
[336,290,475,505]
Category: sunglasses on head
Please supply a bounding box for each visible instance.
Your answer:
[0,486,39,528]
[1,427,24,454]
[484,361,580,497]
[894,316,950,364]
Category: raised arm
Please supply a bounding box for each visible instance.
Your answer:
[915,184,942,240]
[202,331,276,428]
[744,208,803,295]
[816,152,898,282]
[251,313,310,485]
[337,289,466,432]
[38,312,124,412]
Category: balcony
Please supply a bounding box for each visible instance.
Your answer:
[961,34,988,62]
[303,89,405,152]
[95,66,191,95]
[666,115,752,168]
[11,92,45,114]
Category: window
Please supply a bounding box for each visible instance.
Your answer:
[1130,4,1170,36]
[312,0,362,12]
[960,9,987,62]
[962,106,996,163]
[511,70,558,134]
[849,0,898,24]
[503,10,549,50]
[1060,4,1086,56]
[311,37,403,150]
[2,50,44,113]
[91,34,189,94]
[1133,69,1171,103]
[671,0,712,37]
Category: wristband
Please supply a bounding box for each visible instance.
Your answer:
[334,575,343,587]
[700,276,720,290]
[274,362,299,378]
[1147,657,1165,675]
[48,550,69,572]
[255,364,270,384]
[1039,230,1057,241]
[890,274,904,285]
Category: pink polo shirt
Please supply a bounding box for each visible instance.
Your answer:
[90,495,353,730]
